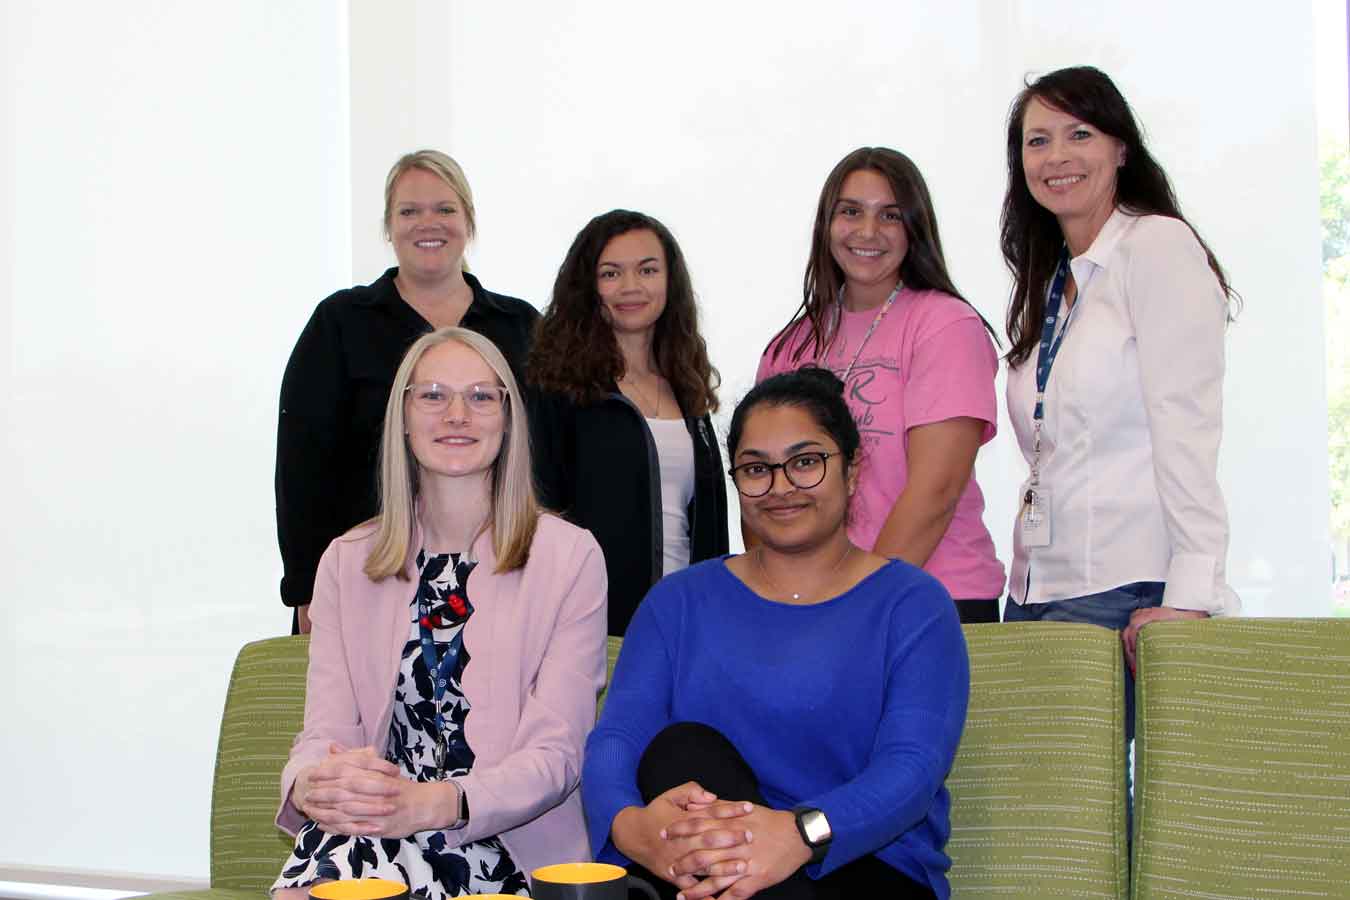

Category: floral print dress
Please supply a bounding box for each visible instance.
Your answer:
[273,551,530,898]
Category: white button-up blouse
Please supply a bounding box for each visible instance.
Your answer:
[1006,209,1240,616]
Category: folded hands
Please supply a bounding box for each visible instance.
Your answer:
[612,782,810,900]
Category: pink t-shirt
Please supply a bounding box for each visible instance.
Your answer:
[756,288,1006,600]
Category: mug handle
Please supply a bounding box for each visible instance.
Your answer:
[626,875,661,900]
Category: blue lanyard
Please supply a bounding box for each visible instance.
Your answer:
[1027,249,1080,489]
[418,614,465,733]
[1033,249,1077,422]
[416,561,474,737]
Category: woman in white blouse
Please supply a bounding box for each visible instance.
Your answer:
[1000,67,1239,723]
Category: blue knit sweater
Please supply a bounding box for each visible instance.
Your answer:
[581,557,969,899]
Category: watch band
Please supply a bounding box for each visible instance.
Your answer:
[792,806,832,865]
[449,780,469,829]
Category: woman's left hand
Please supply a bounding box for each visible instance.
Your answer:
[1122,607,1209,673]
[351,779,459,839]
[667,805,811,900]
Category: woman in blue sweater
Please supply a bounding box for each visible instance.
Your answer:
[582,368,969,900]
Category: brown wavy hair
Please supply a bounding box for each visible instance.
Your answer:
[528,209,719,415]
[769,146,995,365]
[1000,66,1238,367]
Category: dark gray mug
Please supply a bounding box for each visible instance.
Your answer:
[531,863,660,900]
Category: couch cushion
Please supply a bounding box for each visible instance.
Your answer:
[1133,618,1350,900]
[209,635,309,893]
[948,623,1128,899]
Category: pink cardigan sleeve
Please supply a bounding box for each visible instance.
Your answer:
[275,538,371,835]
[452,528,609,844]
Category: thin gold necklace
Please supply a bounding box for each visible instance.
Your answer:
[621,372,662,417]
[755,544,853,603]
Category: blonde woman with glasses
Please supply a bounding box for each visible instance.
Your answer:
[271,328,607,900]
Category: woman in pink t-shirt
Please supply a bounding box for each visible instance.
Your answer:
[756,147,1006,623]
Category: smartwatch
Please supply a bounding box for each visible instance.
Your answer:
[792,806,832,865]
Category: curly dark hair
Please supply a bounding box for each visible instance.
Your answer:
[727,366,861,476]
[528,209,719,415]
[1000,66,1238,366]
[768,146,995,365]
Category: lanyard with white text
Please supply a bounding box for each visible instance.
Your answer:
[833,283,901,383]
[1029,249,1079,490]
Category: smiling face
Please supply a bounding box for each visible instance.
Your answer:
[733,404,857,553]
[1021,96,1126,249]
[828,169,908,307]
[387,167,470,282]
[595,228,668,338]
[404,339,506,483]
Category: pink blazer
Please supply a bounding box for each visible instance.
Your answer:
[275,513,608,875]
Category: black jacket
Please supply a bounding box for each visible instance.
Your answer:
[275,268,539,608]
[528,387,730,636]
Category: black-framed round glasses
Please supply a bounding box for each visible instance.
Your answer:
[404,382,508,416]
[728,451,838,498]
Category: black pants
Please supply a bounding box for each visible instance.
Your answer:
[628,722,936,900]
[955,597,1000,624]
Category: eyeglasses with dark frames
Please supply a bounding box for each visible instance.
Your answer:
[404,382,508,416]
[728,451,838,498]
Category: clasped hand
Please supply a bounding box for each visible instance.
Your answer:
[296,743,452,839]
[614,782,811,900]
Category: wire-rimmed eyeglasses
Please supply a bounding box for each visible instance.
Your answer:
[728,451,838,498]
[404,382,508,416]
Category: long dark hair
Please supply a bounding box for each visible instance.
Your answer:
[769,146,995,364]
[528,209,719,415]
[1000,66,1238,366]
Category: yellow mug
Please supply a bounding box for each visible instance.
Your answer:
[532,862,660,900]
[308,879,409,900]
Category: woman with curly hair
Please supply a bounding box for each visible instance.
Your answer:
[528,209,728,636]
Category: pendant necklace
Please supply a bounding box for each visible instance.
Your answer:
[755,544,853,602]
[622,372,662,417]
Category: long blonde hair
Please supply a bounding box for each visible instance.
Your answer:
[363,328,538,579]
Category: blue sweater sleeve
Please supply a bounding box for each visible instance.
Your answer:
[581,587,677,864]
[801,581,970,875]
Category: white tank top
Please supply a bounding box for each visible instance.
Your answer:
[646,417,695,576]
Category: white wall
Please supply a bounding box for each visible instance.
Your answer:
[2,0,350,880]
[438,0,1328,617]
[0,0,1329,884]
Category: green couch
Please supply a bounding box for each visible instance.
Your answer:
[1132,619,1350,900]
[142,619,1350,900]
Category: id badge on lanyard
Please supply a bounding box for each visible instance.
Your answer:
[1019,249,1078,548]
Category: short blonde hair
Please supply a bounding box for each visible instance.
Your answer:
[383,150,477,270]
[364,327,538,580]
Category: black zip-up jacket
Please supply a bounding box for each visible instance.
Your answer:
[528,387,730,636]
[275,268,539,611]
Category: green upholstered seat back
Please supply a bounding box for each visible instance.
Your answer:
[209,635,309,892]
[597,635,623,715]
[948,623,1128,899]
[1132,619,1350,900]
